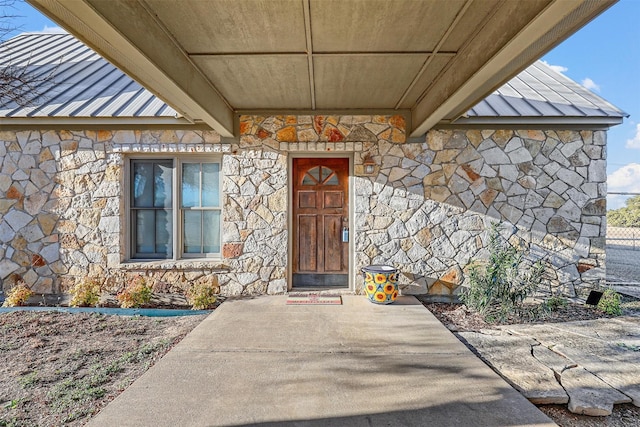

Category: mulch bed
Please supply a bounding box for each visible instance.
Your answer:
[419,299,620,332]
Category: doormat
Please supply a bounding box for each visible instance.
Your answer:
[286,293,342,305]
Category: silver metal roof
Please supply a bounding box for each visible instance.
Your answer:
[0,33,178,121]
[462,61,627,125]
[0,33,627,127]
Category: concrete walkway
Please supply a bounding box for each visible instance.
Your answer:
[88,296,555,426]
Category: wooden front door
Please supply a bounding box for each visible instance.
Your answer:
[292,158,349,287]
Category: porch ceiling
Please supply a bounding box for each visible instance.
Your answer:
[28,0,615,138]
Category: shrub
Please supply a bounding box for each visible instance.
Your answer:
[597,288,623,315]
[186,282,218,310]
[116,276,152,308]
[544,295,568,312]
[2,281,34,307]
[69,277,103,307]
[460,223,545,323]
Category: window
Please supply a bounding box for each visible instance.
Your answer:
[130,157,221,259]
[301,166,339,185]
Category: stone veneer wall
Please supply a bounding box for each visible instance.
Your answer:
[0,118,606,298]
[355,129,606,297]
[0,129,236,294]
[239,117,606,298]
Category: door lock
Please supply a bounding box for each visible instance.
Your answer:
[342,226,349,243]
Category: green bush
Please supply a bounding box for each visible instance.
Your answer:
[460,223,545,323]
[597,288,623,315]
[607,195,640,227]
[69,277,103,307]
[116,275,152,308]
[186,282,218,310]
[544,295,568,312]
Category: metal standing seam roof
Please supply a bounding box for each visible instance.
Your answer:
[464,61,627,124]
[0,33,628,126]
[0,32,178,120]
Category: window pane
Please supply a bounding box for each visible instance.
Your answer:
[303,167,320,185]
[155,210,173,256]
[203,211,221,253]
[154,162,173,208]
[183,210,202,253]
[135,210,155,254]
[133,162,154,207]
[182,163,200,208]
[325,171,339,185]
[202,163,220,207]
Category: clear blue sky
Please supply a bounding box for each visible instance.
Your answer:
[4,0,640,209]
[541,0,640,209]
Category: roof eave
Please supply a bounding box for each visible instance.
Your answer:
[437,116,625,130]
[0,116,212,131]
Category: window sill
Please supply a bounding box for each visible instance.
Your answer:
[119,259,229,272]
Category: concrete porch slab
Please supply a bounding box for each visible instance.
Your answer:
[87,296,555,426]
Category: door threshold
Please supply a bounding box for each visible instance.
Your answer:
[289,287,352,294]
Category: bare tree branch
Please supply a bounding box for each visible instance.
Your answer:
[1,0,56,108]
[0,62,55,107]
[1,0,21,41]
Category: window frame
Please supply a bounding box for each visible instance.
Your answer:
[126,154,223,261]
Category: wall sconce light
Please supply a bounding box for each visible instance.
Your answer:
[363,154,376,175]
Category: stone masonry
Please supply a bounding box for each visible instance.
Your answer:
[0,117,606,298]
[354,128,607,297]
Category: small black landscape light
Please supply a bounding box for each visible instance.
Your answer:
[585,290,604,306]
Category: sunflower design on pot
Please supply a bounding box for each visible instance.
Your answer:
[361,265,399,305]
[374,292,387,302]
[365,283,377,295]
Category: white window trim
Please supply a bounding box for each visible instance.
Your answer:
[125,154,223,262]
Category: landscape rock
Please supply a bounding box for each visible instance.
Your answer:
[458,331,568,404]
[562,367,631,416]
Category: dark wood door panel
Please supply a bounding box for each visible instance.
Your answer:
[323,191,343,209]
[298,215,317,272]
[323,214,342,272]
[298,191,317,208]
[293,157,349,282]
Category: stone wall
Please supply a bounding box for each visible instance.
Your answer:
[354,129,606,297]
[0,129,237,294]
[0,120,606,298]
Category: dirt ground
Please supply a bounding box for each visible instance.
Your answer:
[423,300,640,427]
[0,311,206,427]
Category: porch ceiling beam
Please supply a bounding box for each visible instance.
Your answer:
[186,52,458,57]
[302,0,316,110]
[395,0,473,110]
[410,0,617,137]
[28,0,235,137]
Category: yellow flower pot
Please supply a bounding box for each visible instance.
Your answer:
[362,265,399,304]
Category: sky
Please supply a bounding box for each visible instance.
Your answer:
[3,0,640,210]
